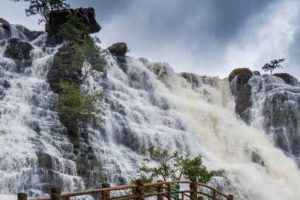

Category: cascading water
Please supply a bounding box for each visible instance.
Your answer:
[248,74,300,165]
[0,25,85,199]
[1,22,300,200]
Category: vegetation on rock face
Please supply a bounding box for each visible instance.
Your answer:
[139,146,213,183]
[262,58,285,75]
[58,82,104,137]
[54,12,106,137]
[59,13,106,80]
[13,0,70,24]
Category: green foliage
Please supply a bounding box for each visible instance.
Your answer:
[58,82,104,137]
[59,14,106,80]
[262,58,285,75]
[140,146,213,183]
[58,13,89,43]
[13,0,69,24]
[72,37,106,79]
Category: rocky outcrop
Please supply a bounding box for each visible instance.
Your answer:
[47,44,81,93]
[4,38,33,72]
[274,73,298,86]
[229,68,253,123]
[108,42,128,69]
[108,42,128,57]
[0,18,11,39]
[229,68,253,83]
[46,7,101,45]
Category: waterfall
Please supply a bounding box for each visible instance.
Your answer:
[1,25,300,200]
[248,74,300,165]
[0,26,85,199]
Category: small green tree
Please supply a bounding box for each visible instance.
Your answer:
[262,58,285,75]
[140,146,213,183]
[13,0,70,24]
[58,82,104,137]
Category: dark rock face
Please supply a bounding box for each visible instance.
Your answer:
[47,44,81,93]
[274,73,299,86]
[108,42,128,69]
[15,25,44,41]
[262,86,300,156]
[0,18,11,39]
[230,69,300,166]
[229,68,253,123]
[229,68,253,83]
[108,42,128,57]
[4,38,33,72]
[46,7,101,45]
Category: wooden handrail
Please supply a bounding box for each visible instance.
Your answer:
[21,180,234,200]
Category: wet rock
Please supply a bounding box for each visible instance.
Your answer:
[274,73,298,86]
[0,18,11,39]
[229,68,253,83]
[2,80,10,88]
[108,42,128,57]
[108,42,128,69]
[46,7,101,45]
[4,38,33,72]
[15,25,44,41]
[229,68,253,123]
[47,44,81,93]
[37,152,53,169]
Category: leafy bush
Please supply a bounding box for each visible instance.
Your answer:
[140,146,213,183]
[58,82,104,137]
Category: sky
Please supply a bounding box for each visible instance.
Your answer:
[1,0,300,79]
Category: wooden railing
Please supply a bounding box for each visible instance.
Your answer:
[17,180,234,200]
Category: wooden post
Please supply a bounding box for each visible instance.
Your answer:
[157,181,163,200]
[135,179,145,200]
[101,183,111,200]
[190,179,197,200]
[17,193,27,200]
[50,187,61,200]
[228,194,234,200]
[167,183,171,200]
[212,190,216,200]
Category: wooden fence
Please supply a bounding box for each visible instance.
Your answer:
[17,180,234,200]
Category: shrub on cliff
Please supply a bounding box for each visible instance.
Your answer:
[58,82,104,137]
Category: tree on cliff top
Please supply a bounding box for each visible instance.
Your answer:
[262,58,285,75]
[13,0,70,24]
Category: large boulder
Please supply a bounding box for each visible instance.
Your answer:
[47,44,81,93]
[46,7,101,45]
[274,73,298,86]
[108,42,128,70]
[0,18,11,39]
[15,25,44,41]
[229,68,253,83]
[229,68,253,123]
[108,42,128,57]
[4,38,33,72]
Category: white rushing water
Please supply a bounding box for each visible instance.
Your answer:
[1,26,300,200]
